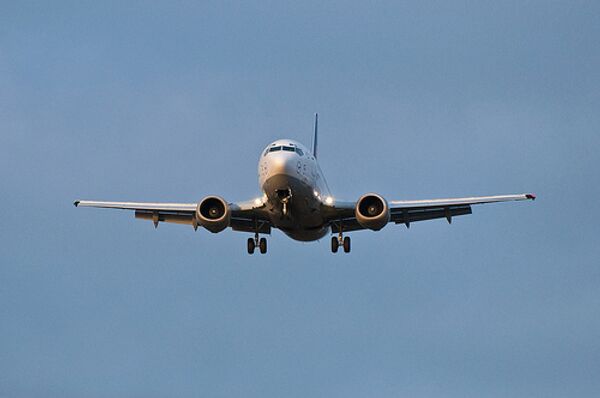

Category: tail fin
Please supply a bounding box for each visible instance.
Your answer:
[311,113,318,159]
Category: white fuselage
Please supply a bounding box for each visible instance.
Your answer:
[258,139,332,241]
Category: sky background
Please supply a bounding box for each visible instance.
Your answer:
[1,1,599,397]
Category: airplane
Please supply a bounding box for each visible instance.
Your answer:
[74,114,535,254]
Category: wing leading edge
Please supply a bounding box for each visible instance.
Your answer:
[389,193,536,208]
[74,200,197,212]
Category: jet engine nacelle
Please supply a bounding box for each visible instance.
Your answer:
[355,193,390,231]
[196,196,231,233]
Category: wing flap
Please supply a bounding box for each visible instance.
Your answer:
[135,210,195,225]
[391,205,472,226]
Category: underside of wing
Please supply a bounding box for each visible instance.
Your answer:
[74,199,271,233]
[328,193,535,233]
[389,193,535,228]
[75,200,198,226]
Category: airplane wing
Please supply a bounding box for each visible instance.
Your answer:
[327,193,535,233]
[74,199,272,233]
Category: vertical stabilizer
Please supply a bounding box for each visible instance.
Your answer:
[312,113,318,159]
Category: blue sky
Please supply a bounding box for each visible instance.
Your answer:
[1,1,599,397]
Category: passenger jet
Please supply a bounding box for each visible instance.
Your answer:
[75,114,535,254]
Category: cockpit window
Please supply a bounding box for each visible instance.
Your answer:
[265,145,304,156]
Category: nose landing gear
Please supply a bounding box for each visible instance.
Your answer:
[275,188,292,216]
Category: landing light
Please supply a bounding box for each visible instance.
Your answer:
[325,196,334,205]
[313,190,319,197]
[254,198,262,206]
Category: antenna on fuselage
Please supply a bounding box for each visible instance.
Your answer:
[312,113,318,159]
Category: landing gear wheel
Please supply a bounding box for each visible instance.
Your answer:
[331,236,339,253]
[343,236,351,253]
[259,237,267,254]
[247,238,255,254]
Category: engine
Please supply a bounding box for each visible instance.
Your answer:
[355,193,390,231]
[196,196,231,233]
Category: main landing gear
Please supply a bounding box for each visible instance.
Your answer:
[331,233,351,254]
[247,232,267,255]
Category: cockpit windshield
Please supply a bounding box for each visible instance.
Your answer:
[264,145,304,156]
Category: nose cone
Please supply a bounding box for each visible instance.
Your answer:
[269,152,297,176]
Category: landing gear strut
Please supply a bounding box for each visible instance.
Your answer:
[331,231,351,254]
[276,188,292,216]
[248,231,267,255]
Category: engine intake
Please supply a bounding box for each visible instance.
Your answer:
[355,193,390,231]
[196,196,231,233]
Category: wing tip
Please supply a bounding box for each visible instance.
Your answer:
[525,193,536,201]
[73,200,80,207]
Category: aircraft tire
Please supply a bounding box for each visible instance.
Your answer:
[331,237,339,253]
[247,238,255,254]
[259,237,267,254]
[343,236,351,253]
